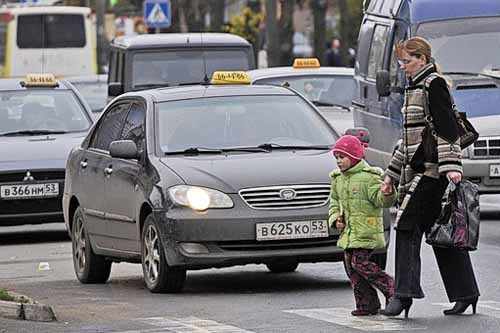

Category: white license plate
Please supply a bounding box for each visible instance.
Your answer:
[256,220,329,241]
[0,183,59,199]
[490,164,500,178]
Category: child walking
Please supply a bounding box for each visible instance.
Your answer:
[328,135,396,316]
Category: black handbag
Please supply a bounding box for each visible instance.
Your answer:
[426,180,480,251]
[422,85,479,150]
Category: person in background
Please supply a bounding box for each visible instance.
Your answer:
[326,38,344,67]
[329,135,396,316]
[381,36,480,318]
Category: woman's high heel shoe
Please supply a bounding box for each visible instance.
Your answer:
[443,298,478,315]
[380,298,413,318]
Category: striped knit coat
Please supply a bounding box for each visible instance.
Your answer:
[385,63,462,228]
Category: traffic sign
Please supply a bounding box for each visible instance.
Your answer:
[143,0,171,28]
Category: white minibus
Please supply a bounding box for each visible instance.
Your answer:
[0,6,96,77]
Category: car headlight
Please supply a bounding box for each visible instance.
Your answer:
[168,185,233,211]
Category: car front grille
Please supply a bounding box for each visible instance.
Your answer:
[0,170,65,183]
[472,137,500,158]
[239,184,331,210]
[0,169,65,216]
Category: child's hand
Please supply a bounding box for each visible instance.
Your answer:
[335,218,345,233]
[381,182,393,195]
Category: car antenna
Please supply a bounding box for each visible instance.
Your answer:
[201,33,210,83]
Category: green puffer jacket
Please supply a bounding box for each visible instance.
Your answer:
[328,160,396,250]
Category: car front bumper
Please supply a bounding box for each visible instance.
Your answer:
[462,158,500,194]
[152,197,389,269]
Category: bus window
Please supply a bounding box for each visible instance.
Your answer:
[17,14,86,48]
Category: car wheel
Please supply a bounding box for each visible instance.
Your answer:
[266,261,299,273]
[141,215,186,293]
[370,253,387,270]
[72,207,112,283]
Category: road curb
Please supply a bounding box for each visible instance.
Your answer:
[0,293,56,322]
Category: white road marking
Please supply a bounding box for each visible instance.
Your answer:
[433,300,500,318]
[122,316,256,333]
[284,307,426,331]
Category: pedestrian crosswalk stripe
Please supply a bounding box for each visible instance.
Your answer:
[433,301,500,318]
[284,308,426,331]
[133,316,255,333]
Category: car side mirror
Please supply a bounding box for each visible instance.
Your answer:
[109,140,138,159]
[108,82,124,97]
[376,70,391,97]
[345,127,370,145]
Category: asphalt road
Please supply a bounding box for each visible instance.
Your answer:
[0,196,499,333]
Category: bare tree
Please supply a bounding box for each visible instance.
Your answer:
[265,0,280,67]
[279,0,294,66]
[311,0,327,64]
[208,0,225,32]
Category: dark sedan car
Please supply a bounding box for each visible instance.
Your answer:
[0,74,94,226]
[63,74,390,293]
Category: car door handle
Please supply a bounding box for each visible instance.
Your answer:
[80,160,88,168]
[104,167,113,175]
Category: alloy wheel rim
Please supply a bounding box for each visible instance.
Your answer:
[74,214,86,272]
[144,224,160,283]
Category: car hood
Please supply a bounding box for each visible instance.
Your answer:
[160,150,336,193]
[0,133,85,172]
[469,115,500,137]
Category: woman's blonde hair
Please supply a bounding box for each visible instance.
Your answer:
[395,36,431,64]
[395,36,447,79]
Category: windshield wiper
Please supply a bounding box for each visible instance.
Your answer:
[311,100,351,111]
[164,146,270,155]
[0,130,68,136]
[257,143,331,150]
[164,147,223,155]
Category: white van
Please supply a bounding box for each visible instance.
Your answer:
[0,6,96,77]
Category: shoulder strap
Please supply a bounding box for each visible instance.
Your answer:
[420,73,461,139]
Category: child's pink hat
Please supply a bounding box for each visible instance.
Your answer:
[333,135,365,161]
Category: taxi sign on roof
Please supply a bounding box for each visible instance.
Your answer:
[211,71,250,84]
[293,58,320,68]
[22,73,58,87]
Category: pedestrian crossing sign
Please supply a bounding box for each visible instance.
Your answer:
[143,0,171,28]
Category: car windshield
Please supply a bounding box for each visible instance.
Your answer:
[417,17,500,74]
[157,94,336,153]
[253,74,355,108]
[132,49,250,89]
[70,80,108,113]
[0,90,91,134]
[453,87,500,118]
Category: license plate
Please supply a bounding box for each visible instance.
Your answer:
[490,164,500,178]
[0,183,59,199]
[256,220,329,241]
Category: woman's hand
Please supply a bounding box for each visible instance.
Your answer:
[381,176,393,194]
[447,171,462,184]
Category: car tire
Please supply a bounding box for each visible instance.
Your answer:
[71,207,112,283]
[266,261,299,273]
[141,214,186,293]
[370,253,387,270]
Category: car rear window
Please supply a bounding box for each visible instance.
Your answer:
[17,14,85,48]
[132,49,251,89]
[254,74,355,108]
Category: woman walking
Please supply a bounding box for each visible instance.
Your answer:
[380,37,480,318]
